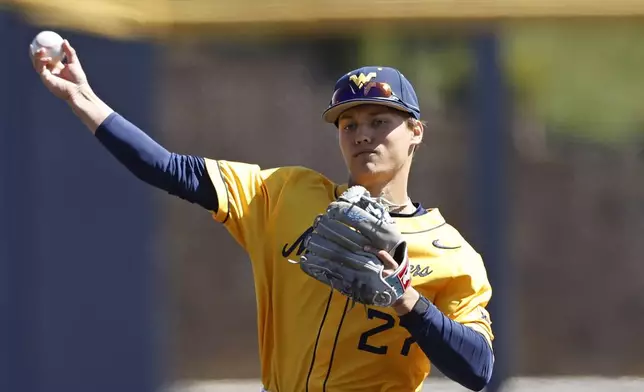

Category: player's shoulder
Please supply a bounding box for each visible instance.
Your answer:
[255,163,342,202]
[278,165,333,183]
[268,165,338,191]
[209,159,341,201]
[215,159,329,183]
[431,220,471,251]
[433,220,488,278]
[402,208,484,266]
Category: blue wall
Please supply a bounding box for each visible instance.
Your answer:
[471,31,510,392]
[1,12,160,392]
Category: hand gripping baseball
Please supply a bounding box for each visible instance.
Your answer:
[31,36,89,102]
[299,186,412,307]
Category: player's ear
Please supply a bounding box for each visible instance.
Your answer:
[408,118,423,145]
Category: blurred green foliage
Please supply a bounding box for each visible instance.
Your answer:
[356,21,644,144]
[503,21,644,144]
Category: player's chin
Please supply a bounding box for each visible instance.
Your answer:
[351,153,381,168]
[350,162,389,183]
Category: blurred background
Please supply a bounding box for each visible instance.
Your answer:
[2,1,644,391]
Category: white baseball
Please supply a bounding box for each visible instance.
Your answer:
[29,31,65,64]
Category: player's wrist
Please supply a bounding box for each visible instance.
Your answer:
[66,83,95,106]
[67,84,115,134]
[392,287,421,316]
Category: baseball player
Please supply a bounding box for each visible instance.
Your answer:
[33,40,494,392]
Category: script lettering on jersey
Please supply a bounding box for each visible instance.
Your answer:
[281,226,314,258]
[409,264,433,278]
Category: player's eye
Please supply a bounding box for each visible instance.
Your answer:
[342,123,357,132]
[372,118,387,127]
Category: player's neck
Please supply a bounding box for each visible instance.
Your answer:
[375,181,412,212]
[352,169,413,213]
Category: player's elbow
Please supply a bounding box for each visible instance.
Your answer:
[466,373,491,392]
[442,356,494,391]
[459,372,490,391]
[464,354,494,391]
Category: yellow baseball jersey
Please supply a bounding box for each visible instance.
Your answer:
[205,159,493,392]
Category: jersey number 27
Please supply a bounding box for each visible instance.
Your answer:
[358,308,416,356]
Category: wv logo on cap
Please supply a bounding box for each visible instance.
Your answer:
[349,72,377,89]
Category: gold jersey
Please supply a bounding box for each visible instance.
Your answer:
[205,159,493,392]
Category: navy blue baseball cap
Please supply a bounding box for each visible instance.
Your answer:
[323,66,421,124]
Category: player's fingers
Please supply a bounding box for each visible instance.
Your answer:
[58,65,73,80]
[364,246,398,270]
[38,66,55,85]
[62,40,79,64]
[31,47,45,59]
[34,56,53,72]
[50,61,65,76]
[38,57,59,72]
[31,49,47,70]
[36,58,60,81]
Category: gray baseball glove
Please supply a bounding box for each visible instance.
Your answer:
[299,185,411,307]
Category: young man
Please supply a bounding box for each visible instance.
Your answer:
[32,40,494,392]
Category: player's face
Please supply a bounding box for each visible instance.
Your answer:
[337,105,422,187]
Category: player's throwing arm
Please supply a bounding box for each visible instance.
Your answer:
[30,32,218,209]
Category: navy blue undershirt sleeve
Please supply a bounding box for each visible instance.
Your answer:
[94,112,218,211]
[399,296,494,391]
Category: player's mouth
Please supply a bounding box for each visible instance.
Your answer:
[353,149,377,158]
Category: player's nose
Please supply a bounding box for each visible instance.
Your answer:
[355,135,371,145]
[354,125,373,145]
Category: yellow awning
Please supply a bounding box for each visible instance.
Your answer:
[6,0,644,39]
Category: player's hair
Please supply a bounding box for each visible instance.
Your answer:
[406,117,427,130]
